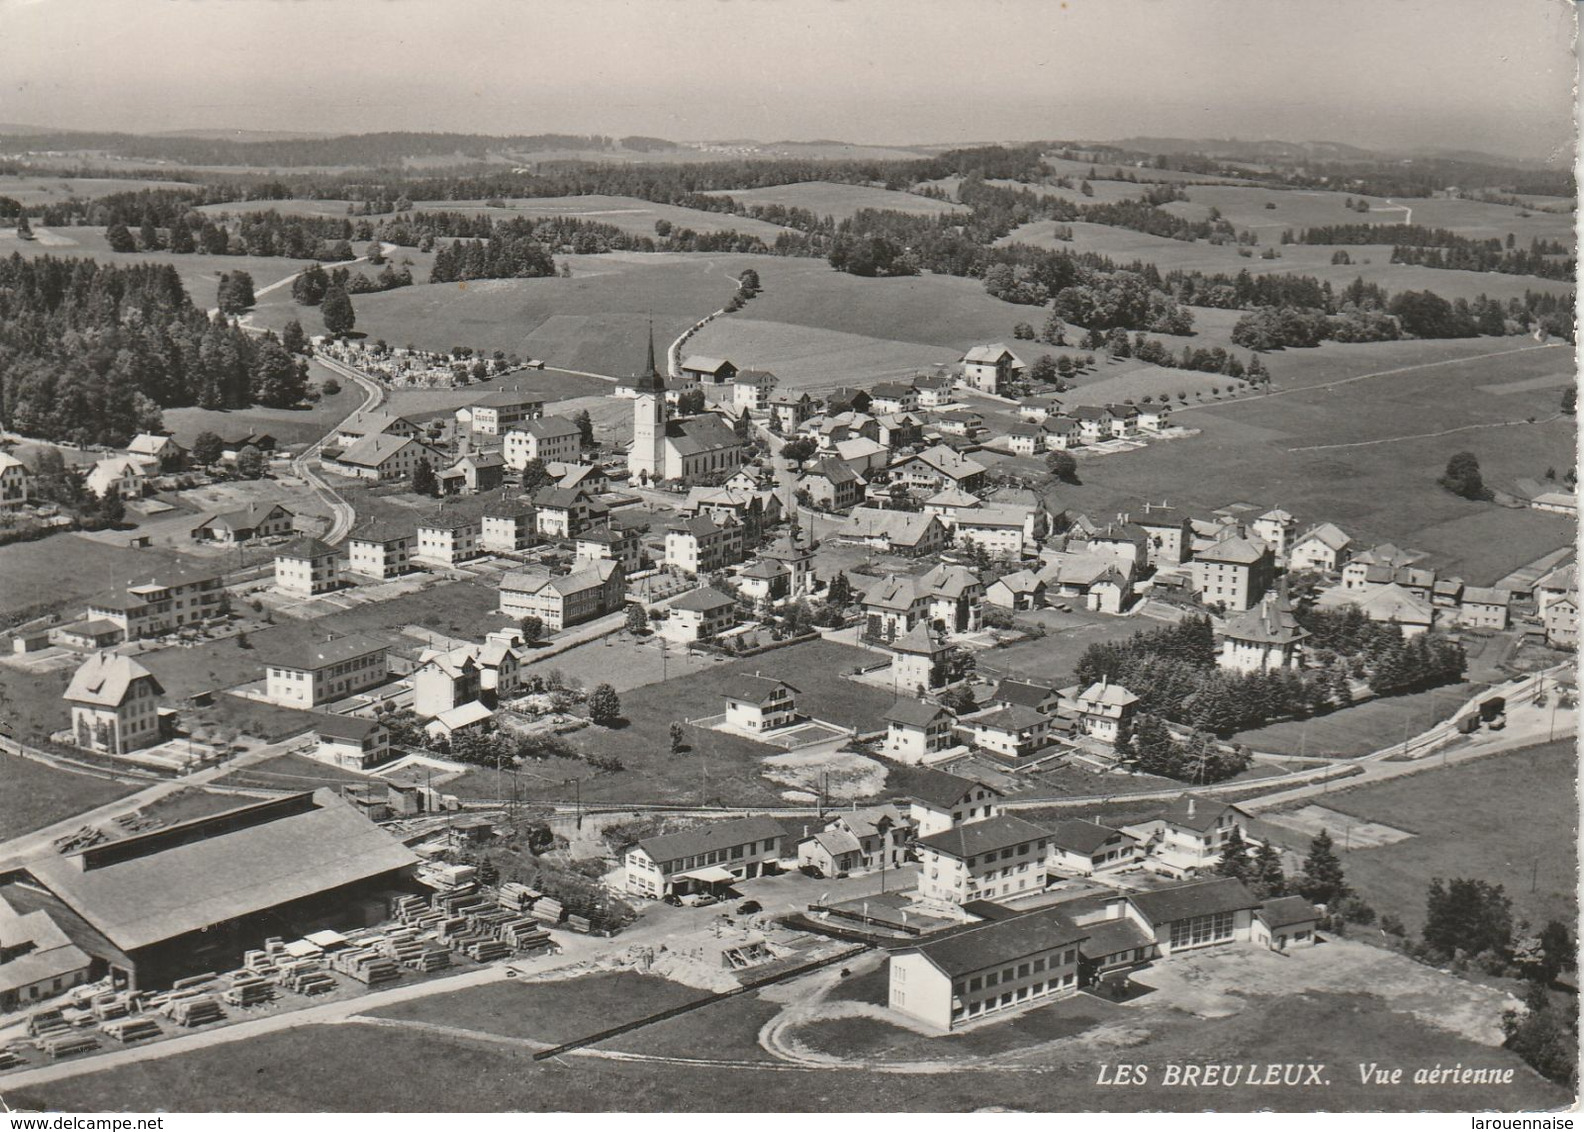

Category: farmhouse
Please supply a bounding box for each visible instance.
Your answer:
[15,790,417,990]
[678,355,738,386]
[881,699,957,762]
[336,411,419,447]
[960,344,1025,396]
[986,569,1045,610]
[497,561,625,630]
[328,434,442,483]
[905,767,1003,836]
[833,436,891,475]
[825,805,911,871]
[261,635,389,708]
[345,526,413,579]
[886,905,1084,1031]
[1341,543,1427,592]
[273,536,341,598]
[912,373,955,408]
[504,416,582,468]
[438,451,506,496]
[190,502,296,544]
[85,456,156,499]
[836,508,949,555]
[1290,522,1352,574]
[891,445,988,494]
[64,652,165,756]
[623,816,785,899]
[914,814,1052,905]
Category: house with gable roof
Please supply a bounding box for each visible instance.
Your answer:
[1218,592,1308,672]
[905,767,1003,836]
[64,653,165,755]
[960,344,1026,396]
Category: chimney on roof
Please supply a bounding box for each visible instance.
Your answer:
[1186,796,1196,817]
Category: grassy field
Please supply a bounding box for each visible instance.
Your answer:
[0,536,185,619]
[1233,684,1486,758]
[701,180,966,222]
[247,252,743,379]
[0,174,197,205]
[1263,739,1578,936]
[19,980,1563,1112]
[195,199,367,219]
[161,360,363,450]
[0,752,141,842]
[210,750,371,792]
[1053,340,1576,586]
[499,637,903,807]
[975,610,1153,689]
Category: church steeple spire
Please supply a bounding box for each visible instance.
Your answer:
[634,320,664,393]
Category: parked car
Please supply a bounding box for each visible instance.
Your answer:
[662,893,683,907]
[736,900,762,915]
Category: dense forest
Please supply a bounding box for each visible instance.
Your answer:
[0,254,307,445]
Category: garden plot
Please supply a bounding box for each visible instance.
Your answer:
[761,747,889,802]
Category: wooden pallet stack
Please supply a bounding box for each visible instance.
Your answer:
[100,1017,162,1044]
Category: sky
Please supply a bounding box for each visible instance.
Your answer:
[0,0,1575,163]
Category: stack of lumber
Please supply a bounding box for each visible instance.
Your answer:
[168,995,224,1027]
[100,1017,161,1044]
[462,938,512,962]
[171,973,218,992]
[566,914,592,934]
[27,1008,68,1038]
[327,947,401,987]
[40,1032,98,1059]
[281,970,337,996]
[222,975,275,1007]
[501,921,555,952]
[498,883,541,912]
[0,1049,24,1070]
[89,994,131,1022]
[531,897,564,924]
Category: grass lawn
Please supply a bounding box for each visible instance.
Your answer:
[307,579,510,643]
[0,536,186,620]
[0,752,142,841]
[701,181,967,223]
[0,663,74,741]
[508,637,902,806]
[20,985,1565,1112]
[366,971,705,1045]
[1263,739,1578,936]
[161,362,364,450]
[245,252,742,380]
[975,612,1150,689]
[1233,684,1486,758]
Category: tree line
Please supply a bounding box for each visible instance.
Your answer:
[0,254,307,444]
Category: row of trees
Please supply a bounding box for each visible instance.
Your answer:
[1119,714,1252,783]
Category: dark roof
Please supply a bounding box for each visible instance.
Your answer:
[1077,916,1155,959]
[669,585,736,612]
[1128,878,1260,926]
[347,522,412,544]
[635,816,786,864]
[1136,794,1248,834]
[968,704,1048,732]
[883,699,952,727]
[993,678,1056,708]
[24,791,416,952]
[470,388,546,408]
[1047,819,1132,855]
[665,414,741,457]
[533,486,586,509]
[907,766,1000,809]
[1255,895,1320,930]
[311,712,384,741]
[276,535,336,560]
[260,633,388,672]
[720,674,797,704]
[910,906,1087,978]
[915,814,1049,859]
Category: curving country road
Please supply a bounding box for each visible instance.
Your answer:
[292,355,385,543]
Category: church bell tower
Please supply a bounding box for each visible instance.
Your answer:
[627,324,667,482]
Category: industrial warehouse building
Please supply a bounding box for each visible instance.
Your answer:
[3,791,417,992]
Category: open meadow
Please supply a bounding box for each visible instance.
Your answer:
[247,252,744,378]
[0,535,185,620]
[701,180,967,222]
[1261,739,1578,936]
[0,752,142,842]
[409,195,797,240]
[161,360,364,449]
[0,174,197,205]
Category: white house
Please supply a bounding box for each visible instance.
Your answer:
[64,652,164,755]
[960,344,1025,396]
[273,536,341,598]
[905,767,1003,836]
[1046,819,1140,876]
[720,675,797,733]
[881,699,957,763]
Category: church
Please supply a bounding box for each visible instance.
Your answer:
[627,330,745,485]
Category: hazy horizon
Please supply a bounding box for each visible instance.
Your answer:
[0,0,1575,165]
